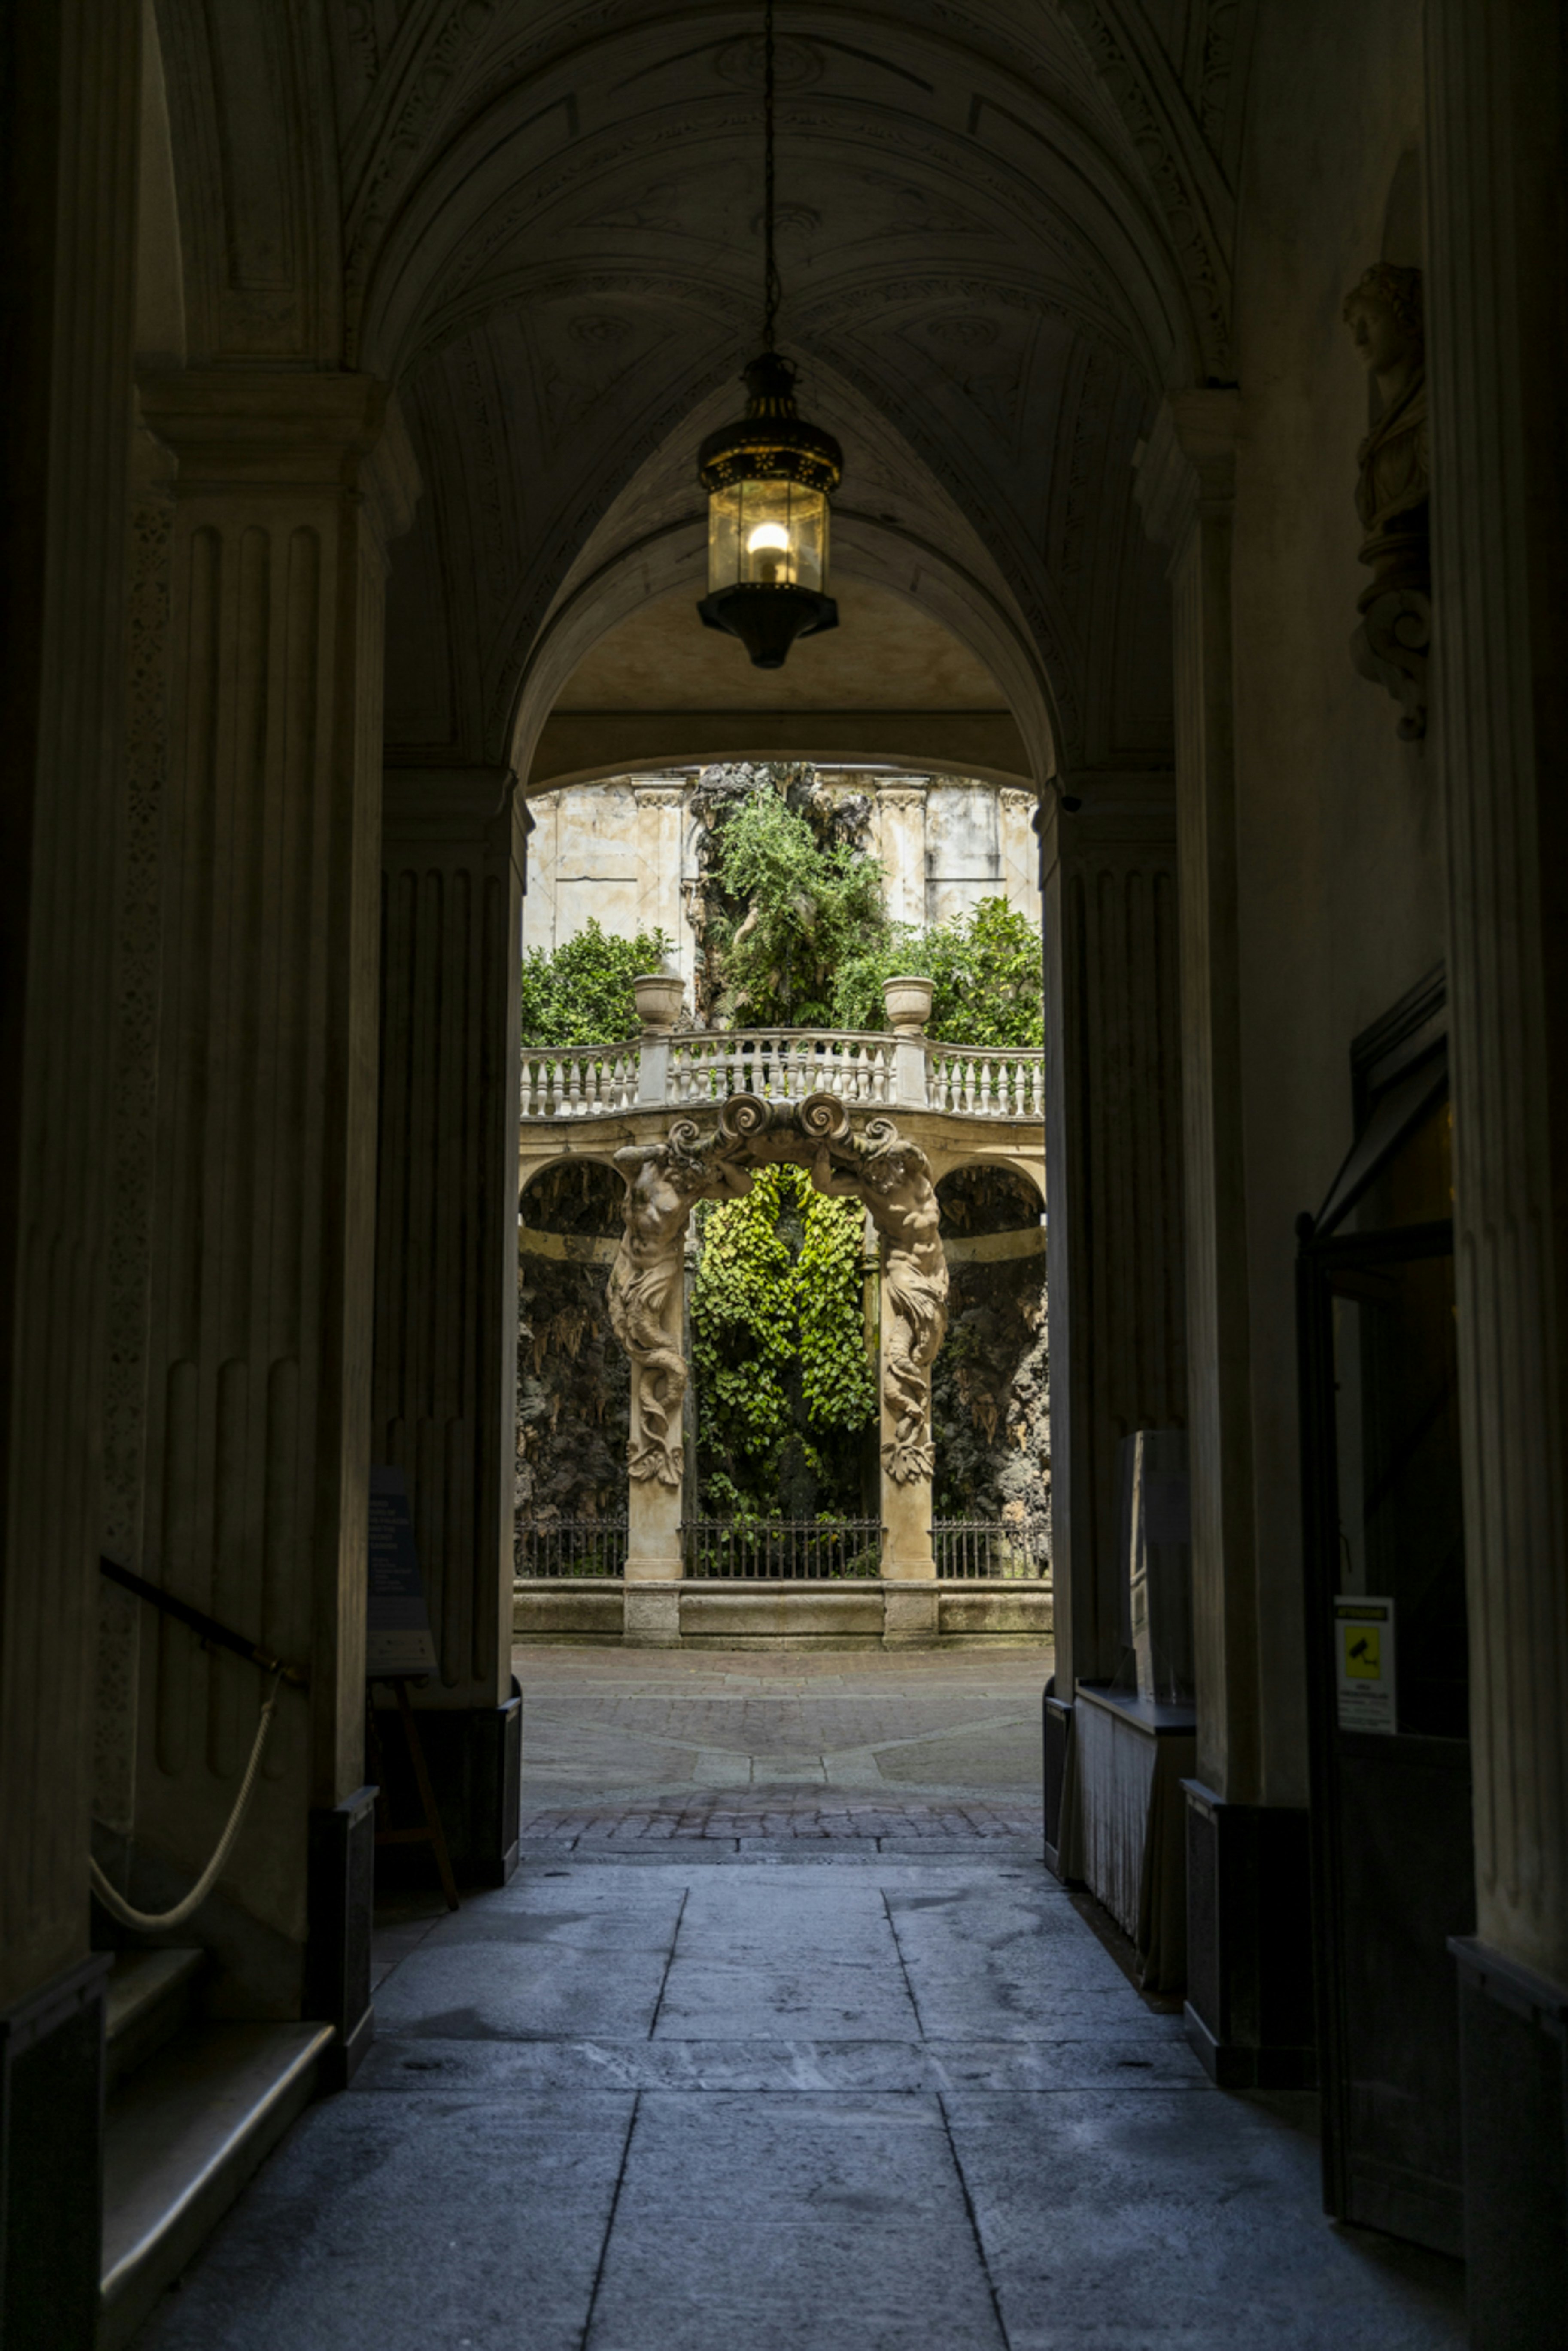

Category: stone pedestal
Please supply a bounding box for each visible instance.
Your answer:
[125,371,419,2009]
[1038,777,1186,1718]
[624,1584,682,1648]
[373,765,528,1883]
[626,1478,684,1592]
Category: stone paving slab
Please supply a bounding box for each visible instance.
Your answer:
[945,2087,1470,2350]
[513,1644,1051,1841]
[584,2091,1009,2351]
[134,1659,1465,2351]
[354,2034,1204,2096]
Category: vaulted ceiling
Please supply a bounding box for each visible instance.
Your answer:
[152,0,1252,781]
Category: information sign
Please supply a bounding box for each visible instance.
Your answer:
[1334,1595,1397,1734]
[367,1465,438,1677]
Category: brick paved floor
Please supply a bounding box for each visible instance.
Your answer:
[513,1643,1051,1851]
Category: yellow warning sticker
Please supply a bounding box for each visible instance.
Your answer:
[1334,1597,1396,1732]
[1343,1625,1381,1680]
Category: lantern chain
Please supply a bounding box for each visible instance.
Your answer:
[762,0,781,351]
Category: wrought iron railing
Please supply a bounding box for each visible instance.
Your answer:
[932,1519,1051,1580]
[682,1517,882,1580]
[514,1517,628,1578]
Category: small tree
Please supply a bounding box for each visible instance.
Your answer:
[707,786,887,1030]
[831,896,1045,1048]
[518,918,675,1048]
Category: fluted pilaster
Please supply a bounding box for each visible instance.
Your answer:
[1136,394,1261,1803]
[374,767,529,1712]
[1040,776,1186,1691]
[127,372,418,2001]
[1425,0,1568,1990]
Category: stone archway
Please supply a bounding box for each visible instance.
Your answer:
[606,1091,949,1643]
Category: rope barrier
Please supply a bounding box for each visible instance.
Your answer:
[89,1671,282,1934]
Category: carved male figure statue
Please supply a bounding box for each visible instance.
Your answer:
[811,1117,948,1484]
[608,1123,751,1486]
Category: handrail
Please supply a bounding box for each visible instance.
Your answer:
[99,1556,310,1689]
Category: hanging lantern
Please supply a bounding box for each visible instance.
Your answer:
[696,1,843,670]
[698,355,842,668]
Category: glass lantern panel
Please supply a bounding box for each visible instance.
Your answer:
[786,489,827,593]
[708,483,744,594]
[738,481,796,586]
[708,480,830,593]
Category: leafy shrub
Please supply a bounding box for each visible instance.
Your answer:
[832,896,1045,1048]
[518,917,675,1048]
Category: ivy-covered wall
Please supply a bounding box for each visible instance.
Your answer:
[691,1164,876,1521]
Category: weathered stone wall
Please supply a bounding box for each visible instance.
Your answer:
[515,1164,630,1553]
[523,766,1039,997]
[932,1169,1050,1553]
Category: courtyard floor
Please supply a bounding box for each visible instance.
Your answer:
[134,1645,1467,2350]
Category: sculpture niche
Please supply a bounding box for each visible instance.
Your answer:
[605,1091,948,1493]
[1342,263,1430,741]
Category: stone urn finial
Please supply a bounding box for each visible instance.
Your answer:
[882,975,934,1037]
[633,973,684,1033]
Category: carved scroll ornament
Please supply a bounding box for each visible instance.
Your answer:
[1342,264,1430,740]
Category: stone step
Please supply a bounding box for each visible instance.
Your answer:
[104,1948,205,2092]
[99,2019,333,2351]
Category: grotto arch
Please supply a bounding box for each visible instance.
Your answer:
[606,1091,948,1609]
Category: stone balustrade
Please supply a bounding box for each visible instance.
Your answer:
[520,1043,640,1119]
[519,1027,1043,1121]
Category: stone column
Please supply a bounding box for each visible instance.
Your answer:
[0,6,139,2338]
[1039,776,1186,1698]
[372,767,529,1883]
[128,373,418,2017]
[1135,395,1313,2087]
[1426,6,1568,2329]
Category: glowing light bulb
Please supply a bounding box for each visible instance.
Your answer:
[746,523,791,555]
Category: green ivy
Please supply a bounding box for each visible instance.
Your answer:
[518,917,675,1048]
[692,1165,876,1518]
[832,896,1045,1049]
